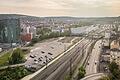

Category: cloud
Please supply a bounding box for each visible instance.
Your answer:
[0,0,120,17]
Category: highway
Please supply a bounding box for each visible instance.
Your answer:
[22,38,94,80]
[81,73,105,80]
[85,40,102,75]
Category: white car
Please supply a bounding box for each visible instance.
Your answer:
[95,61,97,65]
[87,61,89,65]
[34,61,38,64]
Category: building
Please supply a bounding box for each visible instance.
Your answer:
[110,40,120,50]
[51,26,69,33]
[0,19,21,43]
[70,27,87,35]
[21,26,36,42]
[110,50,120,65]
[70,25,96,35]
[105,31,111,39]
[21,34,32,42]
[110,40,120,65]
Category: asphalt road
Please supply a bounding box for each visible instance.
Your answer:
[22,38,94,80]
[81,73,104,80]
[86,40,102,75]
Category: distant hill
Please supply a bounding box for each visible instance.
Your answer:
[0,14,120,24]
[0,14,41,20]
[0,14,26,20]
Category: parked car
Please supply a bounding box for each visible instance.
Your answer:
[95,61,97,65]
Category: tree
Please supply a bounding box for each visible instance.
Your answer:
[77,66,86,79]
[8,48,24,64]
[109,61,118,73]
[31,38,39,43]
[37,28,51,35]
[109,61,120,80]
[0,66,31,80]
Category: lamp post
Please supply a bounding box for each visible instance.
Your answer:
[64,44,66,52]
[62,42,66,52]
[45,55,48,68]
[70,58,72,78]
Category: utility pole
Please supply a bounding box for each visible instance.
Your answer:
[45,55,48,68]
[70,58,72,78]
[64,44,66,52]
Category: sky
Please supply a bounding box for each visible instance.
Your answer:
[0,0,120,17]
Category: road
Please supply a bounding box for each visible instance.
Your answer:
[72,39,96,80]
[81,73,105,80]
[86,40,102,75]
[22,38,94,80]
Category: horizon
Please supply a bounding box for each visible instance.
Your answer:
[0,13,119,18]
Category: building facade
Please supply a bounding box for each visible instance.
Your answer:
[0,19,21,43]
[110,40,120,65]
[20,26,36,42]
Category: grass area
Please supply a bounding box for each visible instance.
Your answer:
[22,49,30,55]
[0,52,11,67]
[0,48,27,67]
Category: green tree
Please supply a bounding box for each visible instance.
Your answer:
[0,67,31,80]
[8,48,24,64]
[77,66,86,79]
[109,61,120,80]
[37,28,51,35]
[31,38,39,43]
[109,61,118,73]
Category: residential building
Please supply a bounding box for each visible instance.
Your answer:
[110,50,120,65]
[110,40,120,65]
[21,26,36,42]
[110,40,119,50]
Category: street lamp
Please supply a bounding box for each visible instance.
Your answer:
[62,42,66,52]
[69,58,72,78]
[64,44,66,52]
[45,55,48,68]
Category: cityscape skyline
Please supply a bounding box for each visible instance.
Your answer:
[0,1,120,79]
[0,0,120,17]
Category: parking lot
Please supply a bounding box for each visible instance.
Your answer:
[24,37,76,70]
[98,47,110,73]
